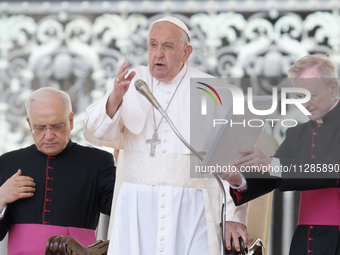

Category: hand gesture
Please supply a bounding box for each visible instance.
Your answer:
[106,61,136,118]
[0,169,36,211]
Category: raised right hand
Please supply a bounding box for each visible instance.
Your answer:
[106,61,136,118]
[0,169,36,211]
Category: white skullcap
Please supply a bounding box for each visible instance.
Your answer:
[151,16,191,42]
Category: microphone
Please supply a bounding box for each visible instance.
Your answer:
[134,79,162,110]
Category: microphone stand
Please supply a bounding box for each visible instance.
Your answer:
[157,107,227,255]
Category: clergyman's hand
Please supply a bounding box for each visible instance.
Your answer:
[224,221,250,252]
[0,169,35,211]
[234,147,271,172]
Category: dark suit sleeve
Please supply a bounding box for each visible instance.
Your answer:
[0,208,9,241]
[97,151,116,216]
[229,173,279,206]
[278,157,339,191]
[276,128,340,191]
[0,159,9,240]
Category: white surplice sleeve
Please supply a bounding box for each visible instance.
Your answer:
[224,181,248,225]
[83,79,124,149]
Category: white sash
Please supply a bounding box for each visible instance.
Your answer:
[124,151,206,188]
[123,150,221,255]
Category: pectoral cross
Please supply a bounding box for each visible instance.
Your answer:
[146,132,161,156]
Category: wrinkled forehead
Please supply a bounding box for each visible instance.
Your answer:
[149,22,183,42]
[29,96,69,117]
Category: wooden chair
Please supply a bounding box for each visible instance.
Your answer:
[245,191,274,255]
[227,132,277,255]
[45,235,109,255]
[249,132,278,255]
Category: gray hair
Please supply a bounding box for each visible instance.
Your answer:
[25,87,72,117]
[287,55,337,79]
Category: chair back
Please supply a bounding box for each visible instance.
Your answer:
[247,132,278,255]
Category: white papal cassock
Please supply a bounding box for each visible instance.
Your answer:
[84,63,248,255]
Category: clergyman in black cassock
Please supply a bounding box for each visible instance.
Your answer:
[0,87,115,255]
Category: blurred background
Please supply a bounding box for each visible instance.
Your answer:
[1,0,340,254]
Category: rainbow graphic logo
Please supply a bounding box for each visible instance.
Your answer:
[196,82,222,106]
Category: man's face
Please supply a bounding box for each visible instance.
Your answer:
[293,69,338,121]
[147,21,192,83]
[26,97,73,156]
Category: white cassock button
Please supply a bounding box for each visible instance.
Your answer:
[160,215,165,219]
[160,236,164,241]
[160,226,164,230]
[161,204,165,208]
[159,248,164,252]
[162,150,166,153]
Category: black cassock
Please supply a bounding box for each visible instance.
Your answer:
[231,102,340,255]
[0,140,115,254]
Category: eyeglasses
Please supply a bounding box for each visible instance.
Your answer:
[32,123,66,134]
[309,80,334,101]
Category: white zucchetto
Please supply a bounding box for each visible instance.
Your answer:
[150,16,191,42]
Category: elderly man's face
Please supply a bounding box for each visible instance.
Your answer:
[26,96,73,156]
[147,21,192,83]
[293,69,338,121]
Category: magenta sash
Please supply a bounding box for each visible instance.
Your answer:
[7,224,96,255]
[298,188,340,226]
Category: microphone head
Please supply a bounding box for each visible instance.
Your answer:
[134,79,161,109]
[134,79,147,92]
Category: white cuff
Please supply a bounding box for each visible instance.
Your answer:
[269,157,282,177]
[229,173,247,192]
[0,206,7,220]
